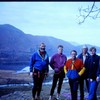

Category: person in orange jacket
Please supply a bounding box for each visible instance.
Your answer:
[64,50,85,100]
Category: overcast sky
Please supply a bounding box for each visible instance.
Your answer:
[0,2,100,47]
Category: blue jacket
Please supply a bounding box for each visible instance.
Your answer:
[30,50,49,72]
[87,54,100,80]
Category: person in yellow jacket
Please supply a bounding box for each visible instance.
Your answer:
[64,50,85,100]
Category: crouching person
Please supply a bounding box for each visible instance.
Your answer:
[30,43,49,100]
[64,50,85,100]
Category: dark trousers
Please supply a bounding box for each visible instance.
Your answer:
[79,77,89,100]
[50,71,65,96]
[32,69,45,98]
[88,80,98,100]
[69,78,79,100]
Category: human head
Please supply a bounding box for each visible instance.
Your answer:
[57,45,63,54]
[70,50,77,60]
[90,47,96,55]
[82,45,88,54]
[39,43,46,52]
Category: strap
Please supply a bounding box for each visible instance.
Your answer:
[68,61,77,70]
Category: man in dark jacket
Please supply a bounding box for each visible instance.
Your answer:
[78,45,90,100]
[87,47,100,100]
[49,45,67,100]
[30,43,49,100]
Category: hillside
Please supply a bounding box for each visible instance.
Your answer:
[0,24,100,65]
[0,24,34,52]
[0,24,75,57]
[0,25,71,55]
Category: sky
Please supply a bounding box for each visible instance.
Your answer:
[0,2,100,47]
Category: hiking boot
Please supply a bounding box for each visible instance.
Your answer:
[36,96,42,100]
[56,93,60,100]
[48,96,52,100]
[32,98,35,100]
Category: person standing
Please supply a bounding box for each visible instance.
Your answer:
[49,45,67,100]
[64,50,85,100]
[87,47,100,100]
[30,43,49,100]
[78,45,90,100]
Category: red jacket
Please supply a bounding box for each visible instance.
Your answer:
[64,58,85,79]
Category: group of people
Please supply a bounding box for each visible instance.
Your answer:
[30,43,100,100]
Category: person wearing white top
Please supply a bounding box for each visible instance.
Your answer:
[78,45,90,100]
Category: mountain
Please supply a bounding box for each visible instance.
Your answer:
[0,24,34,52]
[0,24,100,64]
[70,41,80,46]
[0,24,76,56]
[0,24,75,64]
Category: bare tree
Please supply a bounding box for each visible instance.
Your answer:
[77,2,100,24]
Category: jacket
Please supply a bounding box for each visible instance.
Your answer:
[50,53,67,73]
[30,50,49,72]
[87,54,100,80]
[64,58,85,79]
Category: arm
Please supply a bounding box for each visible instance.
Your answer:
[64,61,68,74]
[96,56,100,82]
[30,53,35,72]
[78,60,85,76]
[64,56,67,73]
[64,65,67,74]
[78,67,85,76]
[46,56,49,73]
[50,56,55,70]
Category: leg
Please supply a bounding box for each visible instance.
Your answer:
[69,79,79,100]
[56,76,64,99]
[57,76,64,94]
[50,73,59,96]
[88,81,98,100]
[79,78,84,100]
[85,78,89,92]
[32,73,38,98]
[37,73,45,97]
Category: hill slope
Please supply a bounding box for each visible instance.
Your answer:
[0,24,100,65]
[0,24,76,56]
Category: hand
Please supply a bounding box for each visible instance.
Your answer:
[54,68,59,73]
[90,79,93,82]
[96,76,99,82]
[44,73,48,80]
[29,72,33,76]
[45,73,48,77]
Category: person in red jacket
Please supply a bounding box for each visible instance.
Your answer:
[64,50,85,100]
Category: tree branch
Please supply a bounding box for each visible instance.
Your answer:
[77,2,100,25]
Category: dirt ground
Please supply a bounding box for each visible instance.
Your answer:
[0,70,100,100]
[0,83,89,100]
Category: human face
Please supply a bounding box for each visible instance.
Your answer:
[82,48,88,54]
[39,43,46,52]
[71,51,77,60]
[58,47,63,54]
[90,49,96,56]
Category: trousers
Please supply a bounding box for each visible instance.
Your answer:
[50,70,65,95]
[32,69,45,98]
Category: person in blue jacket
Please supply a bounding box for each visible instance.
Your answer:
[78,45,90,100]
[30,43,49,100]
[87,47,100,100]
